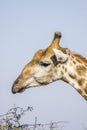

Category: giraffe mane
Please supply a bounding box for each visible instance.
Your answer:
[73,52,87,64]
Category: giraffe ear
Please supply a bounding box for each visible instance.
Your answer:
[52,48,68,63]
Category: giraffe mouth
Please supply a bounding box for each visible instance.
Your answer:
[16,87,26,93]
[12,86,27,94]
[12,78,40,94]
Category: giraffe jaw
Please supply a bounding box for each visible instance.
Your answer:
[12,78,40,94]
[12,75,55,94]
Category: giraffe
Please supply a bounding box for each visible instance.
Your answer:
[12,32,87,100]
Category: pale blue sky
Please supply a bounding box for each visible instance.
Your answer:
[0,0,87,129]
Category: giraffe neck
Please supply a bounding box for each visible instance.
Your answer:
[61,53,87,100]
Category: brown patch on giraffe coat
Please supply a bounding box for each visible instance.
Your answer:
[73,53,87,64]
[62,66,67,73]
[83,95,87,100]
[76,58,82,64]
[84,88,87,94]
[69,73,76,79]
[84,84,87,94]
[62,66,64,69]
[77,88,82,95]
[76,65,86,76]
[65,68,67,72]
[73,60,76,64]
[78,78,85,86]
[71,55,74,59]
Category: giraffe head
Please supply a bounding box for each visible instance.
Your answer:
[12,32,69,93]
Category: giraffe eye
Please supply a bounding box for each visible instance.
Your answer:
[40,62,50,67]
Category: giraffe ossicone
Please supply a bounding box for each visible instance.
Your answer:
[12,32,87,100]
